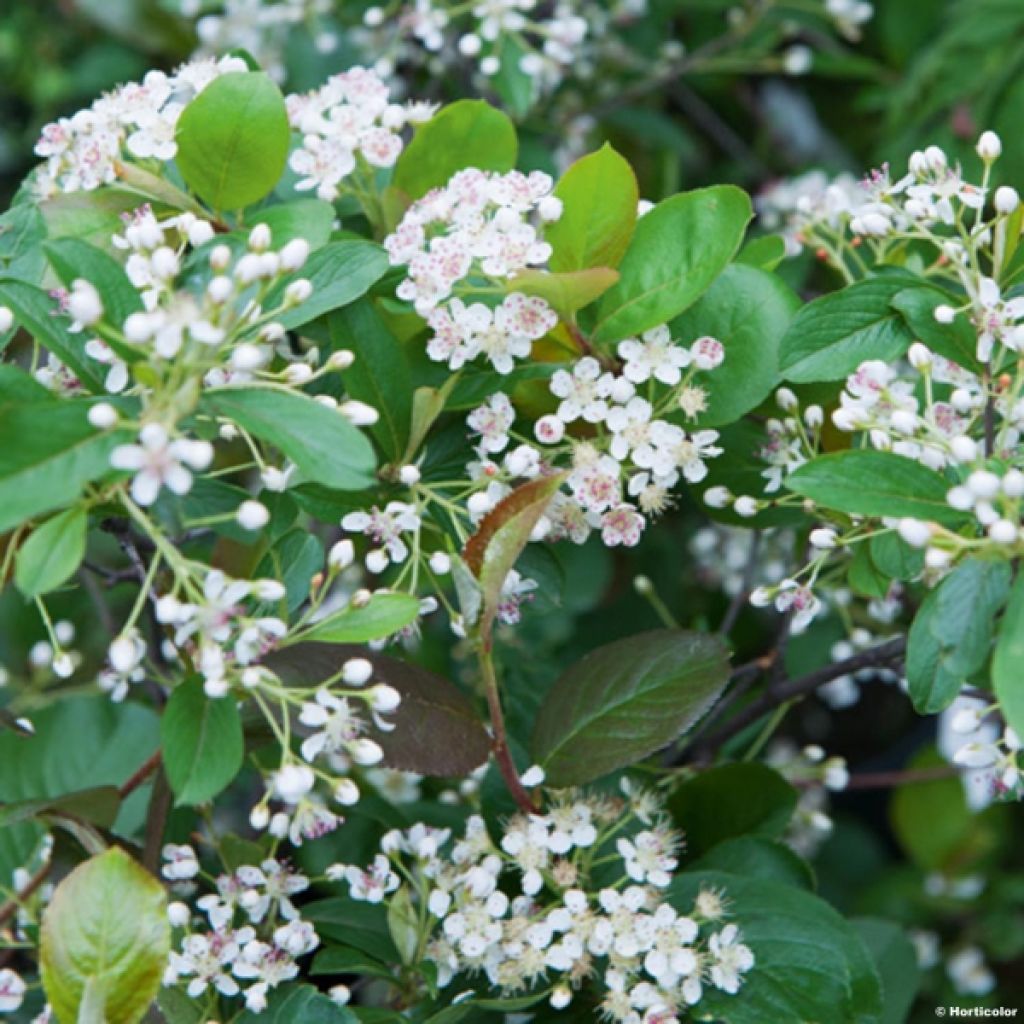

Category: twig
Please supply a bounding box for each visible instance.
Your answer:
[119,750,162,799]
[0,861,51,929]
[837,764,960,790]
[142,769,173,873]
[697,636,907,757]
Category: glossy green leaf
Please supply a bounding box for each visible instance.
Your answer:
[201,386,376,490]
[255,528,323,614]
[667,763,798,857]
[0,786,120,830]
[40,189,149,254]
[547,144,638,272]
[236,983,359,1023]
[0,364,52,403]
[853,918,920,1024]
[392,100,517,201]
[250,199,336,250]
[267,241,390,329]
[174,71,290,211]
[509,267,618,320]
[780,274,915,382]
[891,285,981,372]
[693,836,815,890]
[735,234,786,270]
[672,263,800,427]
[299,592,422,644]
[868,531,924,581]
[40,847,169,1024]
[531,629,730,786]
[44,237,143,332]
[907,557,1010,713]
[667,870,882,1024]
[993,570,1024,739]
[161,677,244,806]
[784,450,967,525]
[14,506,88,598]
[591,185,752,346]
[0,401,126,533]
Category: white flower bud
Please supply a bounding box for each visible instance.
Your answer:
[207,275,233,303]
[329,985,352,1006]
[334,778,360,805]
[398,464,421,485]
[480,55,501,76]
[268,812,290,837]
[783,45,812,75]
[328,349,355,370]
[749,586,773,608]
[976,131,1002,161]
[365,548,389,574]
[340,400,380,426]
[458,33,482,56]
[890,409,919,434]
[809,528,838,550]
[187,219,214,246]
[534,414,565,445]
[167,901,191,927]
[67,279,103,327]
[88,402,118,429]
[150,246,179,279]
[538,195,563,222]
[949,435,978,464]
[279,238,310,272]
[925,145,947,172]
[550,985,572,1010]
[249,803,270,828]
[995,186,1020,214]
[429,551,451,575]
[204,677,230,698]
[733,495,758,518]
[349,737,384,765]
[775,387,798,411]
[0,306,13,332]
[236,500,269,530]
[907,342,932,370]
[804,405,824,429]
[934,304,956,324]
[328,539,355,571]
[248,223,272,251]
[1002,469,1024,497]
[273,763,315,804]
[988,519,1018,544]
[52,652,75,678]
[342,657,374,686]
[925,547,952,570]
[230,342,266,372]
[284,279,313,305]
[369,684,401,713]
[897,517,931,548]
[520,765,546,787]
[284,363,313,386]
[703,485,732,509]
[967,469,1001,499]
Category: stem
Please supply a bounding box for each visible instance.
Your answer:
[0,861,51,928]
[479,646,537,815]
[838,765,960,790]
[119,749,162,798]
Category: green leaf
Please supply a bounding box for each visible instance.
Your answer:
[393,101,517,201]
[40,189,149,254]
[508,267,619,320]
[174,71,290,211]
[868,531,924,581]
[201,386,376,490]
[591,185,752,346]
[310,945,395,982]
[993,570,1024,739]
[40,847,169,1024]
[236,983,359,1024]
[250,199,336,250]
[692,836,815,890]
[0,786,121,830]
[44,238,143,335]
[462,474,566,639]
[255,528,323,614]
[547,144,638,273]
[0,401,126,533]
[266,643,490,777]
[667,870,882,1024]
[0,279,103,391]
[161,677,245,806]
[667,763,798,857]
[0,202,46,284]
[853,919,920,1024]
[784,449,967,525]
[298,592,421,644]
[671,264,800,427]
[267,241,390,329]
[891,285,981,372]
[735,234,786,271]
[780,274,915,382]
[847,542,890,600]
[907,558,1011,713]
[327,301,413,461]
[0,363,55,403]
[531,629,730,786]
[14,506,88,598]
[490,36,536,118]
[387,885,419,965]
[303,898,399,963]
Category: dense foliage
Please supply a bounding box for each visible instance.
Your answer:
[0,2,1022,1023]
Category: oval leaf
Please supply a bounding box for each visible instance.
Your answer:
[40,847,170,1024]
[201,386,376,491]
[15,506,87,598]
[175,71,290,211]
[784,450,968,525]
[161,677,244,806]
[994,571,1024,740]
[591,185,752,346]
[531,629,730,786]
[300,592,422,644]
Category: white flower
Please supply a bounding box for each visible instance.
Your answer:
[0,970,26,1013]
[337,854,399,903]
[467,392,516,453]
[341,502,421,566]
[272,763,315,804]
[161,843,200,881]
[617,325,690,385]
[110,423,213,506]
[708,924,755,993]
[550,357,613,423]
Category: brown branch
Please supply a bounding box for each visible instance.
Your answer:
[838,764,960,790]
[0,861,51,929]
[119,749,162,799]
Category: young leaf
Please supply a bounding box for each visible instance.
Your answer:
[907,558,1011,713]
[591,185,752,346]
[14,506,88,598]
[667,763,798,857]
[298,593,422,644]
[392,100,517,201]
[671,264,800,427]
[508,267,619,320]
[993,570,1024,739]
[531,629,730,786]
[666,870,882,1024]
[784,450,967,525]
[780,274,915,382]
[39,188,148,254]
[387,885,419,965]
[174,71,290,211]
[463,473,566,639]
[0,401,126,533]
[201,386,376,490]
[161,677,244,806]
[266,241,390,329]
[40,847,170,1024]
[546,144,639,272]
[265,643,491,776]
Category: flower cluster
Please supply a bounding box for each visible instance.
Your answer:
[162,848,326,1013]
[34,56,249,195]
[287,65,435,201]
[385,167,561,372]
[940,696,1022,804]
[330,787,754,1019]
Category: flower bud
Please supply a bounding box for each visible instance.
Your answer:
[703,485,731,509]
[934,304,956,324]
[248,223,272,251]
[340,400,380,426]
[897,517,931,548]
[88,402,118,428]
[907,342,932,370]
[733,495,758,518]
[995,186,1020,214]
[236,500,269,531]
[809,528,838,550]
[279,238,310,271]
[976,131,1002,161]
[343,657,374,686]
[0,306,13,332]
[398,464,421,485]
[429,551,451,575]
